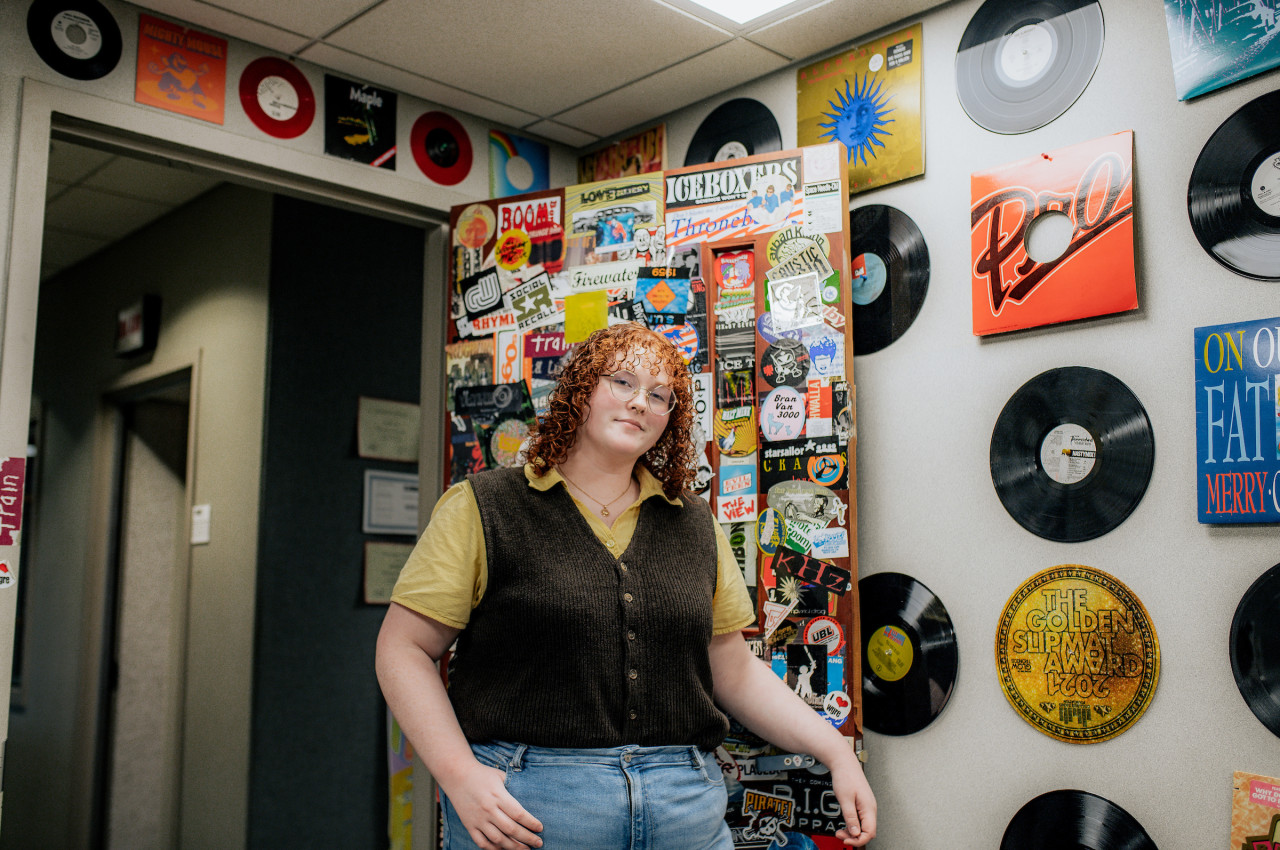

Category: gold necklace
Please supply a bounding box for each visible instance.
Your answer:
[558,468,633,517]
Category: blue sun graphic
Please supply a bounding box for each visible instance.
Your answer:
[818,74,895,166]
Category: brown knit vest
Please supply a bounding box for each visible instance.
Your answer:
[452,466,726,750]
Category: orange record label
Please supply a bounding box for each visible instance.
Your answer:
[970,131,1136,336]
[995,564,1159,744]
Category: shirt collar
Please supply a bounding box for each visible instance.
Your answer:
[524,463,682,506]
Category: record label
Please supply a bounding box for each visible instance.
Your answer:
[859,572,958,736]
[996,564,1159,744]
[1039,422,1096,485]
[257,77,298,120]
[1251,152,1280,216]
[867,625,913,682]
[999,23,1053,83]
[849,253,887,306]
[51,11,103,59]
[239,57,315,139]
[990,366,1153,543]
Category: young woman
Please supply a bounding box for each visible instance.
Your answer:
[376,323,875,850]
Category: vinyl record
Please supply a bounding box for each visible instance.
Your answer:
[27,0,122,81]
[1001,790,1157,850]
[1187,89,1280,281]
[849,204,930,355]
[859,571,958,736]
[955,0,1104,134]
[683,98,783,167]
[1230,562,1280,738]
[990,367,1153,543]
[239,57,315,139]
[412,112,473,186]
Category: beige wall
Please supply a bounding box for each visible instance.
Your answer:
[7,183,271,849]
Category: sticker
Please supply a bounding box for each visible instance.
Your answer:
[453,382,532,425]
[0,457,26,546]
[804,379,833,438]
[658,323,699,364]
[494,228,532,271]
[725,521,757,588]
[0,561,14,590]
[488,417,529,467]
[760,438,847,490]
[716,368,754,408]
[737,788,796,841]
[505,271,557,331]
[868,624,913,682]
[636,266,691,318]
[805,615,845,655]
[784,519,817,554]
[755,507,786,556]
[762,597,799,641]
[822,304,846,330]
[760,338,810,388]
[822,690,852,726]
[767,480,847,527]
[760,386,807,441]
[766,272,824,332]
[692,373,713,436]
[563,289,608,343]
[716,493,757,523]
[454,204,496,249]
[787,643,829,707]
[716,250,754,293]
[460,268,504,322]
[713,406,756,456]
[766,239,836,289]
[771,545,852,595]
[755,311,811,346]
[765,224,830,267]
[809,526,849,559]
[807,334,844,379]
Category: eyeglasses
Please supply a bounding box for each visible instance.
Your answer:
[603,371,676,416]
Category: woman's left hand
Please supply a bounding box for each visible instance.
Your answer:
[830,757,877,846]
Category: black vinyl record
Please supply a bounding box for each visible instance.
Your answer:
[1001,790,1157,850]
[849,204,930,355]
[955,0,1104,134]
[859,572,958,736]
[1230,562,1280,738]
[683,98,783,166]
[990,366,1153,543]
[1187,89,1280,281]
[27,0,122,81]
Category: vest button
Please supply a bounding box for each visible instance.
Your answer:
[624,592,633,602]
[619,562,628,571]
[629,710,638,720]
[629,669,638,679]
[627,630,636,640]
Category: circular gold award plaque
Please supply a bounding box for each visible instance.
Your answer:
[995,564,1159,743]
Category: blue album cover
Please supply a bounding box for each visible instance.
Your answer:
[1194,316,1280,523]
[1163,1,1280,100]
[489,130,550,197]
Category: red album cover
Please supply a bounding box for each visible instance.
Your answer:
[970,131,1136,336]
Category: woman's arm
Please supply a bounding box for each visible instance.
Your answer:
[376,602,544,850]
[708,630,876,847]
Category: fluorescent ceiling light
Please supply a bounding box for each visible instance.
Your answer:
[682,0,804,25]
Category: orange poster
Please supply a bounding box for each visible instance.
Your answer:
[970,131,1136,336]
[135,14,227,124]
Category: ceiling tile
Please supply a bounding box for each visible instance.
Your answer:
[189,0,379,39]
[132,0,313,53]
[522,121,600,148]
[324,0,731,115]
[84,159,222,205]
[299,43,540,128]
[45,188,172,242]
[556,39,790,138]
[746,0,932,59]
[47,141,114,185]
[41,228,112,278]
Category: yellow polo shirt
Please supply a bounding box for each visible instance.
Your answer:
[391,464,756,635]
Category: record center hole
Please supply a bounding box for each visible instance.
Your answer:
[1024,210,1073,264]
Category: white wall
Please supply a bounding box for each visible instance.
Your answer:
[650,1,1280,845]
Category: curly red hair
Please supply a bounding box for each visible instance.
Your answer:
[525,323,696,498]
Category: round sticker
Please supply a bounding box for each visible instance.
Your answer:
[867,624,914,683]
[755,507,786,556]
[850,252,887,306]
[1039,423,1097,485]
[761,386,806,441]
[455,204,496,250]
[756,312,810,346]
[760,338,810,388]
[996,564,1160,744]
[805,615,845,656]
[822,690,853,725]
[489,418,528,467]
[807,453,845,487]
[765,225,830,266]
[494,228,531,271]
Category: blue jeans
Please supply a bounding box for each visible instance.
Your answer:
[441,741,732,850]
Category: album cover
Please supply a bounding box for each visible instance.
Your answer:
[970,131,1136,335]
[324,75,397,168]
[1194,316,1280,524]
[577,124,667,183]
[797,23,924,194]
[1232,771,1280,849]
[135,14,227,124]
[490,131,550,198]
[1163,0,1280,101]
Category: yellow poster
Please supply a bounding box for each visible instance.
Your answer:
[796,23,923,195]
